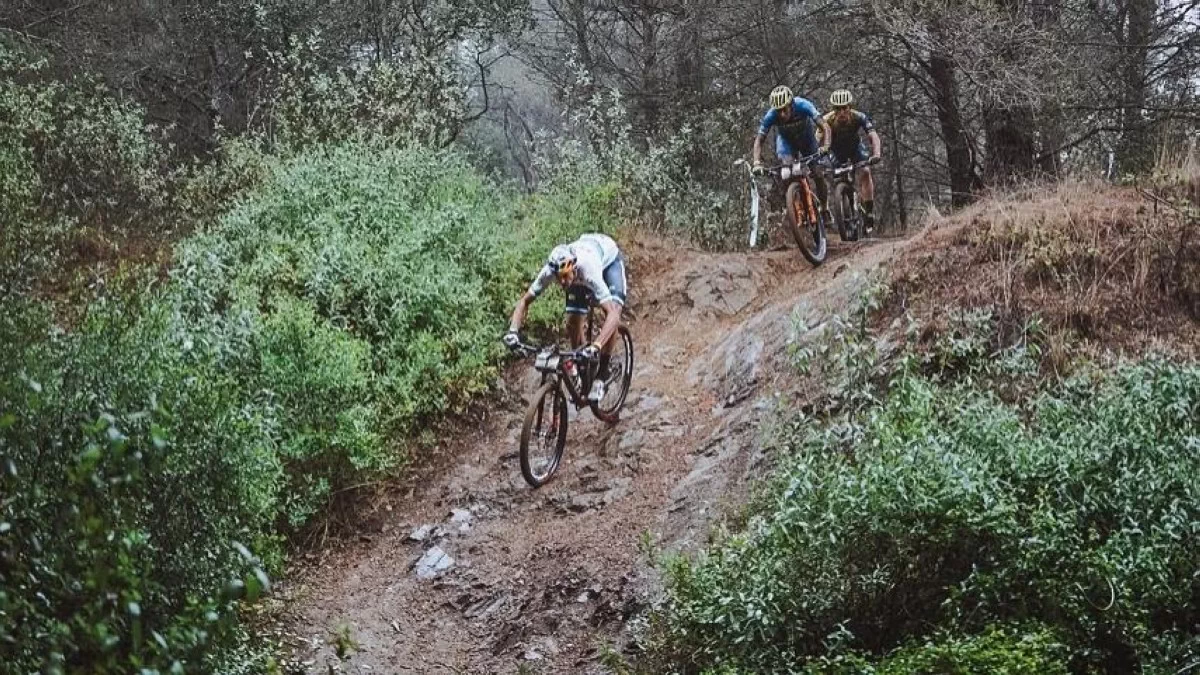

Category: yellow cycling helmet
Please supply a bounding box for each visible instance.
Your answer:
[830,89,853,107]
[769,86,793,110]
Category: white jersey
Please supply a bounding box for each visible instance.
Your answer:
[528,234,621,304]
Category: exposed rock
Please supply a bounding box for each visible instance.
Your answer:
[414,546,454,579]
[683,260,757,316]
[618,429,645,453]
[559,477,633,513]
[407,524,434,542]
[449,508,473,532]
[634,394,667,413]
[464,593,509,619]
[566,493,603,513]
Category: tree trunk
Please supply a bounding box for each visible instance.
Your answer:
[1117,0,1156,173]
[984,104,1036,183]
[928,51,978,207]
[888,75,909,229]
[636,8,660,140]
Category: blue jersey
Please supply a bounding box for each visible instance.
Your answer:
[758,97,822,159]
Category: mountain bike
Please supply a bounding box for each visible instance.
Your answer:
[736,153,828,265]
[829,157,880,242]
[510,307,634,488]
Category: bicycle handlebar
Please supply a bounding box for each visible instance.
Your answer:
[511,340,592,363]
[740,151,832,178]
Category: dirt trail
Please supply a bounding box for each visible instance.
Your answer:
[274,227,932,674]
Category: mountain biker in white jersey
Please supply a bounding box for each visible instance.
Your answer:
[504,233,628,402]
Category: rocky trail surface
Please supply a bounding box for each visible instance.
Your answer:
[273,227,935,674]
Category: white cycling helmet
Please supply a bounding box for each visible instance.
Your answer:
[769,86,794,110]
[548,244,577,281]
[830,89,854,107]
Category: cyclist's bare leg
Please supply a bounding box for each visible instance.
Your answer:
[858,167,876,202]
[858,167,876,228]
[599,319,620,355]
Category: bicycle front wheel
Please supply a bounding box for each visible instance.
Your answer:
[590,325,634,423]
[834,182,859,242]
[786,181,827,265]
[519,378,569,488]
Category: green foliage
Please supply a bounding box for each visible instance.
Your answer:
[532,64,742,248]
[1,135,614,670]
[173,139,610,443]
[265,38,468,150]
[0,302,272,673]
[255,296,383,525]
[0,39,169,296]
[655,357,1200,672]
[803,624,1071,675]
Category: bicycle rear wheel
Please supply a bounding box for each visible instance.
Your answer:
[519,379,568,487]
[786,181,827,265]
[590,325,634,423]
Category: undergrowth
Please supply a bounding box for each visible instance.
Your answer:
[646,281,1200,674]
[0,141,614,671]
[889,182,1200,358]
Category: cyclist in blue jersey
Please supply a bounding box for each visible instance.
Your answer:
[504,234,627,402]
[751,85,833,220]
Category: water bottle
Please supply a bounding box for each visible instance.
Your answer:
[564,359,581,391]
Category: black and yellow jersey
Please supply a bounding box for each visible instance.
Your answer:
[819,109,874,156]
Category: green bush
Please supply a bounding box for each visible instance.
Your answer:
[0,39,170,296]
[656,359,1200,673]
[2,132,616,669]
[803,624,1071,675]
[2,136,615,669]
[172,139,611,443]
[0,302,273,673]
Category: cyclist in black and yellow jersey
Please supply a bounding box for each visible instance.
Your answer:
[821,89,882,230]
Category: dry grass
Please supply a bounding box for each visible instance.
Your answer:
[886,180,1200,363]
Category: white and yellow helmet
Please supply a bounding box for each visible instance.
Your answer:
[548,244,577,281]
[769,85,794,110]
[830,89,854,107]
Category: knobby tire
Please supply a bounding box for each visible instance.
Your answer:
[835,182,859,242]
[519,379,568,488]
[786,180,827,265]
[589,325,634,423]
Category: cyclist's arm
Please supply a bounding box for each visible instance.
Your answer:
[867,129,882,159]
[508,292,535,333]
[510,266,552,332]
[858,112,882,159]
[752,110,774,165]
[592,299,623,349]
[817,116,832,153]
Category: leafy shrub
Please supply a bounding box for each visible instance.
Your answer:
[655,359,1200,673]
[0,301,273,673]
[804,624,1071,675]
[0,39,170,296]
[532,64,743,248]
[255,296,383,526]
[2,126,615,670]
[172,139,611,446]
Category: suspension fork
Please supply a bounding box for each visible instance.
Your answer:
[802,176,820,224]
